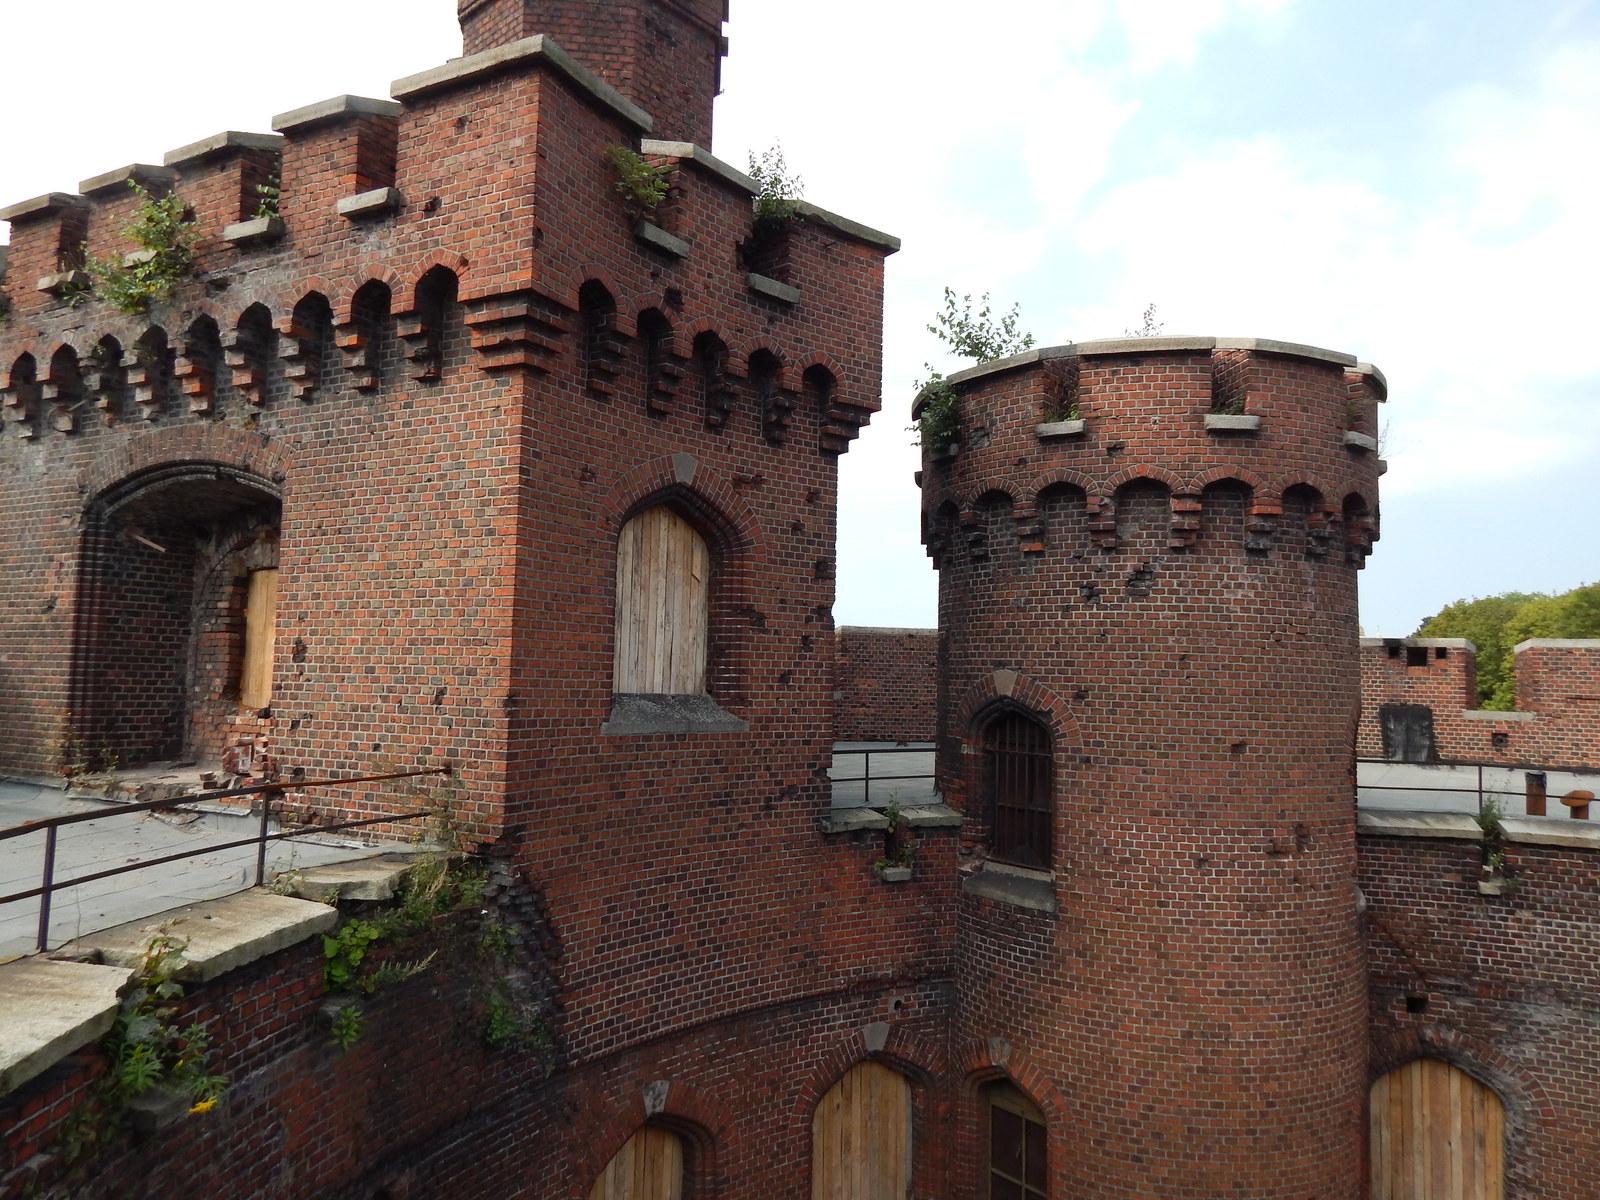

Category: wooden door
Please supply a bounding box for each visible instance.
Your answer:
[614,506,710,694]
[588,1126,685,1200]
[811,1061,913,1200]
[239,568,278,710]
[1370,1059,1504,1200]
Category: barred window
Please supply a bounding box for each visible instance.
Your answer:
[984,710,1052,868]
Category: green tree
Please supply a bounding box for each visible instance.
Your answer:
[1416,583,1600,709]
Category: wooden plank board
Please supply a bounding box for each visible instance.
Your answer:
[614,507,709,694]
[1369,1059,1503,1200]
[811,1062,912,1200]
[239,568,278,710]
[588,1126,683,1200]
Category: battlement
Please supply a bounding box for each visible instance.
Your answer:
[1359,637,1600,769]
[920,336,1384,570]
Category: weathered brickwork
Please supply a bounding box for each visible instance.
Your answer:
[834,626,936,742]
[921,338,1384,1197]
[1362,833,1600,1199]
[1359,636,1600,769]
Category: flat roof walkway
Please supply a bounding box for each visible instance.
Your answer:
[0,779,389,962]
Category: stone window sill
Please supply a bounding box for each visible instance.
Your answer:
[601,693,748,736]
[821,803,961,834]
[1204,413,1261,433]
[960,862,1058,913]
[336,187,402,220]
[1036,418,1085,439]
[634,220,689,258]
[748,273,800,304]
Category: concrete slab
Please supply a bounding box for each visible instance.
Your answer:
[59,890,337,984]
[289,855,416,902]
[0,958,132,1096]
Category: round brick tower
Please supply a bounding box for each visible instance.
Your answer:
[922,337,1384,1197]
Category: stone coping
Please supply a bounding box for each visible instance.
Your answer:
[164,131,285,170]
[601,693,748,736]
[638,141,900,252]
[837,625,936,635]
[1514,638,1600,653]
[272,94,404,133]
[1357,809,1600,849]
[392,35,651,133]
[78,164,177,197]
[0,959,133,1098]
[0,192,89,223]
[1459,709,1537,723]
[1360,637,1474,649]
[56,890,338,984]
[946,336,1370,389]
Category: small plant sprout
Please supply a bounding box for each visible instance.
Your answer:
[748,143,803,225]
[86,182,197,314]
[604,144,670,222]
[1125,302,1163,338]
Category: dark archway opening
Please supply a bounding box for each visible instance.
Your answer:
[72,466,282,771]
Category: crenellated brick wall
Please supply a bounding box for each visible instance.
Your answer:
[1358,637,1600,769]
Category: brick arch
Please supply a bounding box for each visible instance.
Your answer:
[569,1080,737,1200]
[1275,473,1334,508]
[1104,464,1184,493]
[957,1036,1071,1130]
[601,455,762,560]
[954,671,1082,755]
[79,424,288,502]
[1030,470,1093,503]
[633,303,685,358]
[1187,465,1263,495]
[331,267,404,324]
[732,336,787,376]
[565,266,640,336]
[1369,1025,1549,1192]
[400,250,471,310]
[272,279,337,336]
[954,477,1028,511]
[790,1021,947,1122]
[793,349,844,380]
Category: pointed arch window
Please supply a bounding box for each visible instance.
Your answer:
[987,1083,1047,1200]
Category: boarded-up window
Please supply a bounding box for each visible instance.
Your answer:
[988,1083,1046,1200]
[1370,1059,1504,1200]
[614,506,710,694]
[239,568,278,710]
[811,1061,912,1200]
[1380,704,1437,763]
[588,1126,686,1200]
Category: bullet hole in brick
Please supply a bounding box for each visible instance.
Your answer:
[742,607,767,628]
[41,597,56,612]
[291,765,305,780]
[1295,824,1311,851]
[1230,740,1247,753]
[790,520,805,534]
[812,605,834,628]
[1405,995,1428,1015]
[664,287,683,310]
[371,744,382,752]
[291,638,306,663]
[892,998,906,1012]
[1074,687,1090,701]
[1105,441,1125,457]
[801,635,814,652]
[454,116,469,132]
[1080,582,1102,604]
[433,688,447,706]
[805,490,821,504]
[579,466,596,483]
[780,671,793,686]
[423,197,442,213]
[814,559,834,580]
[1126,565,1154,596]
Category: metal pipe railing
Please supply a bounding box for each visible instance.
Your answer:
[2,768,450,954]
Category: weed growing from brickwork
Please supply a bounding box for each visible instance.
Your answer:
[1124,302,1164,338]
[254,169,281,221]
[85,183,196,314]
[748,143,803,226]
[48,931,227,1182]
[912,288,1036,451]
[604,144,670,222]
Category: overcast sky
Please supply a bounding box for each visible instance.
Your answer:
[5,1,1597,635]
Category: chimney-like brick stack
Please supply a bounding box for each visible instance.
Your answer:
[458,0,729,146]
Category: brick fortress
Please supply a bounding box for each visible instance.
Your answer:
[2,3,1598,1198]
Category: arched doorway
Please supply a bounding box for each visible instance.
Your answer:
[588,1125,687,1200]
[1370,1058,1504,1199]
[72,464,281,771]
[810,1060,913,1200]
